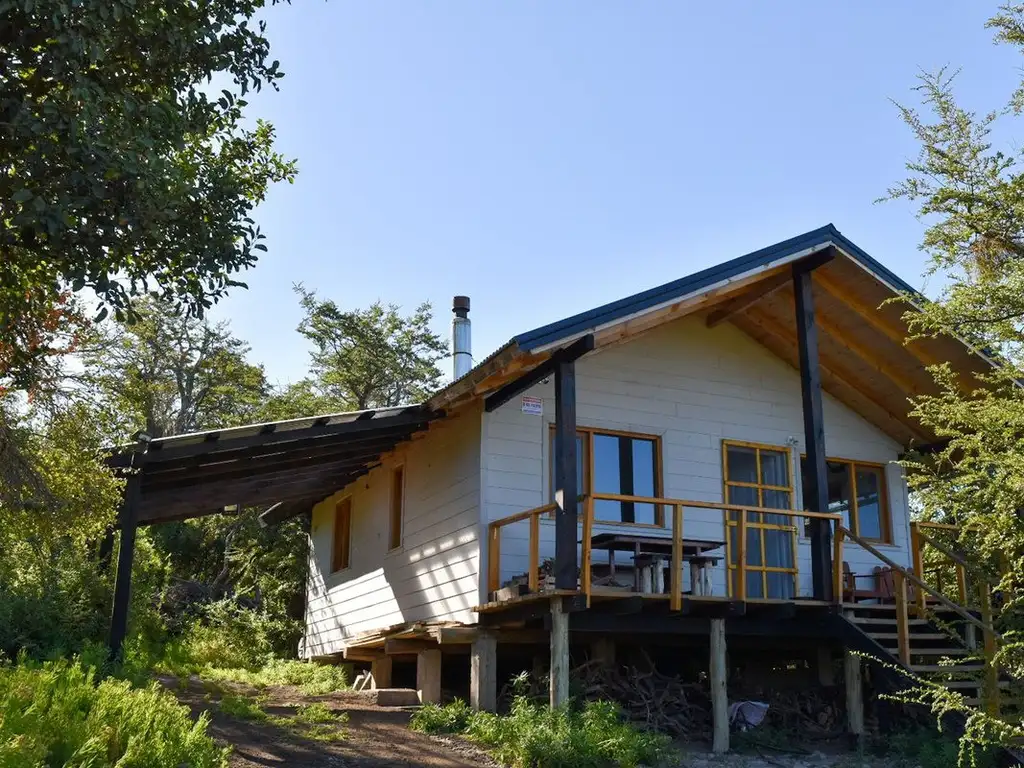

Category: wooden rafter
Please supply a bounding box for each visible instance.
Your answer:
[739,307,927,445]
[705,270,793,328]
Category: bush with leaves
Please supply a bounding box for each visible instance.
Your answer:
[0,657,227,768]
[411,696,674,768]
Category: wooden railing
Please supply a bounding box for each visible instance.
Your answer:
[486,493,840,609]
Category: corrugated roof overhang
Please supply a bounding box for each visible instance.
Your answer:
[107,405,442,526]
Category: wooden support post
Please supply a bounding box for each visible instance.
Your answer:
[471,633,497,712]
[553,360,578,591]
[817,646,836,687]
[417,649,442,704]
[843,612,865,738]
[894,570,911,666]
[108,441,147,663]
[710,618,729,754]
[488,523,500,598]
[371,656,393,689]
[550,597,569,708]
[591,637,615,666]
[793,265,834,602]
[955,563,968,606]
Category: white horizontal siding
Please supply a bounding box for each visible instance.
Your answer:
[482,316,911,599]
[303,405,482,658]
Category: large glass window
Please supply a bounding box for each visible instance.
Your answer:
[723,441,797,599]
[550,427,662,525]
[800,457,889,542]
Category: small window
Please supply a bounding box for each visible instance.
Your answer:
[332,497,351,572]
[389,465,404,551]
[549,426,663,525]
[800,457,890,543]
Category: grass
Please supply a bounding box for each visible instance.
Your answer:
[410,697,674,768]
[0,657,227,768]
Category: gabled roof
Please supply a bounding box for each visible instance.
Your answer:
[512,224,918,351]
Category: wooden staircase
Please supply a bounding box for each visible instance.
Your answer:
[843,602,1005,710]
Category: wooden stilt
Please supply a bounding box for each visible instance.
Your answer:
[471,633,497,712]
[710,618,729,754]
[371,656,393,689]
[417,649,442,704]
[843,613,865,737]
[550,597,569,708]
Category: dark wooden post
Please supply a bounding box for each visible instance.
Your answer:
[793,266,834,602]
[108,440,148,662]
[553,360,579,590]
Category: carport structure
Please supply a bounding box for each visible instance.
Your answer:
[105,405,441,659]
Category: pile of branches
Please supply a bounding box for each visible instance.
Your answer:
[574,657,712,740]
[735,685,843,739]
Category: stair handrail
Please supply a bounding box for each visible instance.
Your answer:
[914,528,996,607]
[838,526,1002,642]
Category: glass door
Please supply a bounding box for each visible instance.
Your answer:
[723,442,798,599]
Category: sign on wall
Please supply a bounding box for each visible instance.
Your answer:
[521,395,543,416]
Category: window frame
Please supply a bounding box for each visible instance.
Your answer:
[332,496,352,573]
[721,439,799,599]
[799,455,891,544]
[548,424,665,527]
[388,464,405,552]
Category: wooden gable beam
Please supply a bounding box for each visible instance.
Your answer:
[705,270,793,328]
[484,334,594,413]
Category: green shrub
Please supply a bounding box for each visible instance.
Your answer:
[410,697,674,768]
[0,657,227,768]
[880,727,997,768]
[293,702,346,725]
[411,699,473,734]
[218,692,268,721]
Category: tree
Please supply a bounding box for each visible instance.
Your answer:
[286,285,449,413]
[1,0,297,389]
[80,298,269,440]
[886,1,1024,749]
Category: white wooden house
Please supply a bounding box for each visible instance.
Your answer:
[109,225,1001,748]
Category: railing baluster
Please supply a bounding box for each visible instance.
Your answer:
[955,562,968,606]
[488,523,501,597]
[671,503,683,611]
[529,514,540,593]
[737,509,748,602]
[980,582,1000,716]
[894,570,911,666]
[582,495,594,606]
[910,522,926,618]
[832,524,845,603]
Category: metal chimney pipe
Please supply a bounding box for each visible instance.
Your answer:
[452,296,472,380]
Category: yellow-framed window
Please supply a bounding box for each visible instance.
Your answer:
[800,457,890,543]
[388,464,405,551]
[332,497,352,572]
[722,440,798,599]
[549,425,664,526]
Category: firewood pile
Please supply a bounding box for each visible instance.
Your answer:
[574,658,712,739]
[500,652,845,743]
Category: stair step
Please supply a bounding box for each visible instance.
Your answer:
[912,664,984,673]
[943,680,1010,690]
[851,616,930,626]
[912,648,972,656]
[844,603,898,611]
[867,633,951,641]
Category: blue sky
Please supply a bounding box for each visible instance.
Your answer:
[214,2,1020,387]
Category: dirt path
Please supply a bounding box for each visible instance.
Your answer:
[167,678,494,768]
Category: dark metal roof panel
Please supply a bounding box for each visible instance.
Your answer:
[511,224,920,351]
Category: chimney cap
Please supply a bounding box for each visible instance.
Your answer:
[452,295,470,314]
